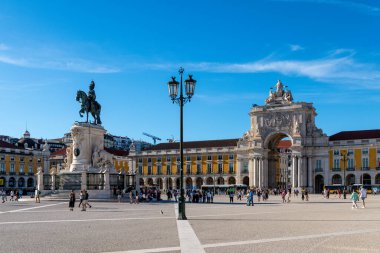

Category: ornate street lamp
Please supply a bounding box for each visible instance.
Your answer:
[167,67,196,220]
[340,150,350,199]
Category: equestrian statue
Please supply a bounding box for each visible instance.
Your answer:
[76,80,102,125]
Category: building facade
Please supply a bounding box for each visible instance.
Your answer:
[128,80,380,193]
[0,140,49,193]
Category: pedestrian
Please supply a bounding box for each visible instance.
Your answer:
[350,190,359,209]
[281,189,286,203]
[69,190,75,211]
[247,189,254,206]
[305,188,309,201]
[135,191,140,204]
[113,186,117,199]
[129,190,134,204]
[78,190,83,207]
[174,190,178,202]
[257,189,261,202]
[10,190,14,201]
[237,190,242,201]
[35,188,40,203]
[229,190,234,203]
[82,190,88,211]
[360,187,367,208]
[85,190,92,208]
[1,189,6,203]
[117,189,122,203]
[15,190,19,201]
[301,188,305,201]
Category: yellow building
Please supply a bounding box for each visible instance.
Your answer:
[327,130,380,188]
[0,140,46,194]
[128,139,240,190]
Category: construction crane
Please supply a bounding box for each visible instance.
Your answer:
[142,132,161,145]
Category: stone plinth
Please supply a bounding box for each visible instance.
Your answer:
[69,122,105,172]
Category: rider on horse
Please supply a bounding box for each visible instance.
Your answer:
[87,81,97,114]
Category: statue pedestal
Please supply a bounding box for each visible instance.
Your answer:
[55,122,119,198]
[69,122,105,172]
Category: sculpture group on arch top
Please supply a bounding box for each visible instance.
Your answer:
[265,80,293,105]
[239,79,327,150]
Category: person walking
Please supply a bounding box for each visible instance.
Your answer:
[281,189,286,203]
[360,187,367,208]
[117,189,122,203]
[174,190,178,202]
[81,190,88,211]
[85,190,92,208]
[237,190,242,201]
[129,190,134,204]
[247,189,254,206]
[229,190,234,203]
[69,190,75,211]
[78,190,83,208]
[135,191,140,204]
[305,188,309,201]
[350,190,359,209]
[1,189,6,203]
[35,188,40,203]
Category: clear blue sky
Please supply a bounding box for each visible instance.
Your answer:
[1,0,380,143]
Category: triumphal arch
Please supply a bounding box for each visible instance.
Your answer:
[236,80,329,190]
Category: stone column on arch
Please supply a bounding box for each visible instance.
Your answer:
[307,156,313,191]
[292,155,298,188]
[236,158,242,185]
[248,158,254,187]
[253,158,257,187]
[172,177,177,190]
[143,177,148,187]
[163,177,168,191]
[258,157,264,188]
[192,177,197,188]
[263,157,268,188]
[298,156,302,187]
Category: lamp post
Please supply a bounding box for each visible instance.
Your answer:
[340,151,350,199]
[167,67,196,220]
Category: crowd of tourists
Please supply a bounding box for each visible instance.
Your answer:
[63,184,371,211]
[68,189,91,211]
[1,189,24,203]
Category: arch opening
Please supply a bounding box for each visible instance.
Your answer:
[265,132,293,189]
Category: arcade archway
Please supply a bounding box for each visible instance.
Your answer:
[185,177,192,189]
[346,174,355,186]
[265,132,292,188]
[360,174,371,185]
[314,175,324,193]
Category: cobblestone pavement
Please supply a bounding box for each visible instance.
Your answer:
[1,194,380,253]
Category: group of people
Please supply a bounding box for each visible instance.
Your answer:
[186,189,214,203]
[1,189,22,203]
[69,189,91,211]
[350,187,368,209]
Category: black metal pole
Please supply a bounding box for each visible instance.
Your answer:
[343,155,347,199]
[178,68,187,220]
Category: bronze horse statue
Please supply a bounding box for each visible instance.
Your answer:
[76,90,102,125]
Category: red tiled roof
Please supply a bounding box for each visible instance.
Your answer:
[50,147,67,156]
[329,130,380,141]
[277,140,292,149]
[144,139,240,151]
[105,148,129,156]
[0,140,19,149]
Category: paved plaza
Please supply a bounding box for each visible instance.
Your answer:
[1,194,380,253]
